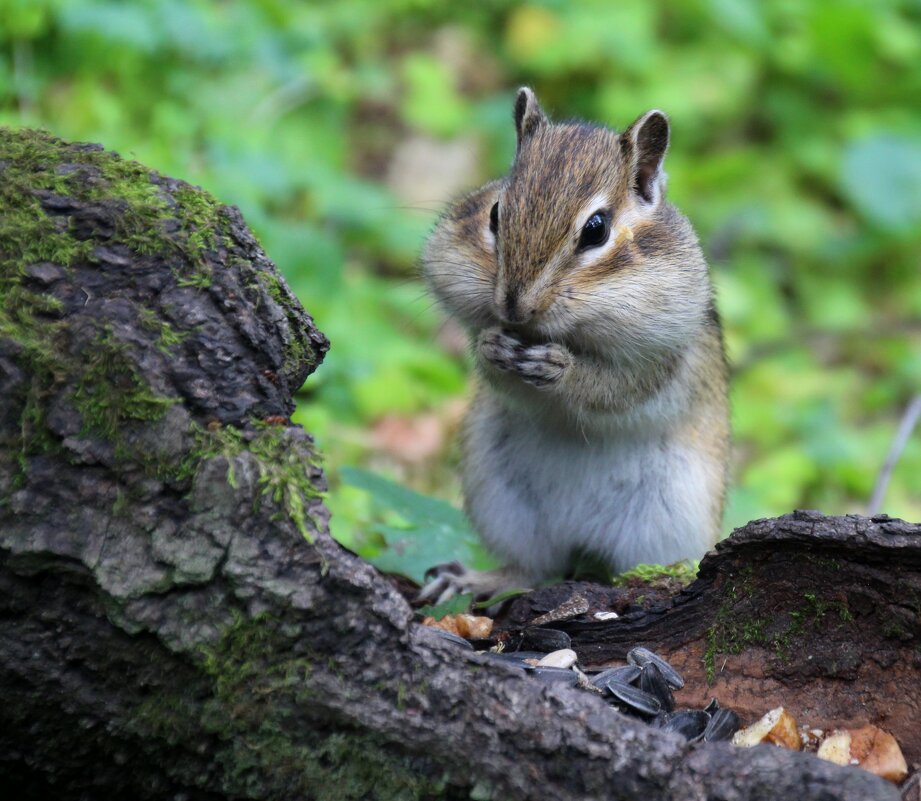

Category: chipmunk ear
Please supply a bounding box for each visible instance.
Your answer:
[623,110,670,205]
[514,87,547,150]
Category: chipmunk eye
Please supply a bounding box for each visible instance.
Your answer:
[489,202,499,236]
[578,211,609,249]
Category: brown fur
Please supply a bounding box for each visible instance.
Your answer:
[421,89,731,590]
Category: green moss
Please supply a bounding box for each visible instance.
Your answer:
[704,609,768,683]
[0,130,180,467]
[704,577,856,683]
[130,691,206,746]
[612,560,699,587]
[5,127,316,389]
[137,307,188,353]
[882,622,911,640]
[242,258,313,381]
[190,422,323,541]
[1,127,320,540]
[172,185,221,252]
[804,554,843,571]
[188,615,446,801]
[0,126,237,306]
[72,326,176,440]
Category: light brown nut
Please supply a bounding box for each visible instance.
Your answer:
[817,731,852,766]
[731,707,800,750]
[847,724,908,784]
[421,613,494,639]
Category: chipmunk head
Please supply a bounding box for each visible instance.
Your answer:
[424,88,710,354]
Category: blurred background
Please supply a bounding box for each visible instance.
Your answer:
[2,0,920,564]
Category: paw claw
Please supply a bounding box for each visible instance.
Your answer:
[417,561,470,604]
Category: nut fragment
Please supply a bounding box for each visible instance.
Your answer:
[798,725,825,752]
[731,707,800,750]
[816,730,852,766]
[847,725,909,783]
[422,614,494,639]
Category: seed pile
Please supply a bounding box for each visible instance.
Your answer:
[586,647,740,742]
[430,627,739,743]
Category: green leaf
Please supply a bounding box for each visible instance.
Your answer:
[473,588,530,609]
[340,467,497,583]
[417,593,473,620]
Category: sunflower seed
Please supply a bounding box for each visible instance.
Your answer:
[589,664,642,690]
[662,710,710,740]
[428,628,474,650]
[626,647,685,689]
[530,593,590,626]
[703,708,740,742]
[531,666,580,686]
[604,679,661,716]
[638,662,675,713]
[521,627,571,653]
[483,652,534,669]
[650,711,672,728]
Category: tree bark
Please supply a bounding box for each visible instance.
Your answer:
[0,129,907,801]
[501,511,921,766]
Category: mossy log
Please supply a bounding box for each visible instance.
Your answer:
[502,511,921,768]
[0,128,905,801]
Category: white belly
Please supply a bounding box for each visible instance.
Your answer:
[461,399,720,581]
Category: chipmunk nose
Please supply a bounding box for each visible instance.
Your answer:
[498,285,534,325]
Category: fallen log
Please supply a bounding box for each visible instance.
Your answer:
[0,128,906,800]
[499,511,921,768]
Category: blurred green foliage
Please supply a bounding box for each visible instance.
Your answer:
[2,0,919,561]
[341,467,496,582]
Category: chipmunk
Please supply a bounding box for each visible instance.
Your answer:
[420,88,729,602]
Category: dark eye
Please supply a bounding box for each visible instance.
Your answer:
[489,202,499,236]
[578,211,609,249]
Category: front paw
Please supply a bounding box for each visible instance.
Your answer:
[418,562,528,606]
[478,328,571,387]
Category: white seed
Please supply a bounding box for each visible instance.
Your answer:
[536,648,577,669]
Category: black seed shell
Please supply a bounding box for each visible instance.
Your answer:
[626,647,685,689]
[703,708,740,742]
[589,664,642,690]
[429,628,473,650]
[521,627,572,653]
[662,710,710,740]
[638,662,675,713]
[604,679,661,716]
[531,666,579,685]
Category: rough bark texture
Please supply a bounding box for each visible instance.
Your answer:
[501,512,921,766]
[0,129,906,801]
[577,512,921,763]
